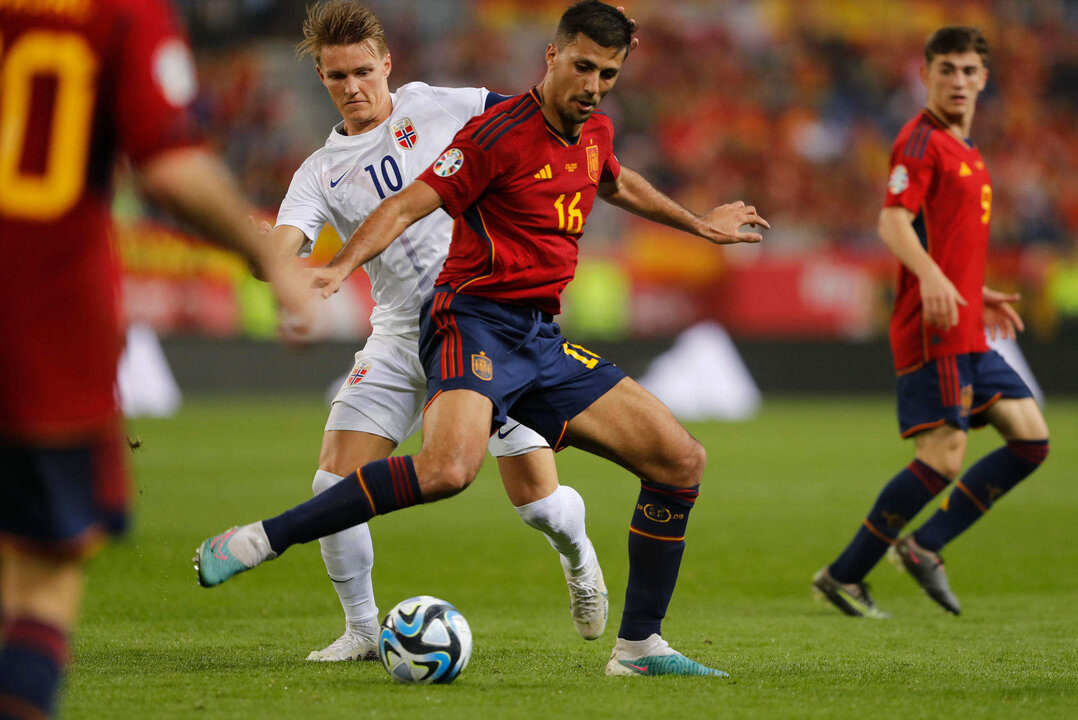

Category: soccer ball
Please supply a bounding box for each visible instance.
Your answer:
[378,596,472,685]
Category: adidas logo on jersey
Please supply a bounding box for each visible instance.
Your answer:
[959,162,972,177]
[533,164,553,180]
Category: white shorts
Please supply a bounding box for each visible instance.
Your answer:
[325,332,548,458]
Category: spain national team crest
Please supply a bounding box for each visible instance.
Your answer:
[471,352,493,381]
[347,361,373,386]
[586,144,600,182]
[391,117,417,150]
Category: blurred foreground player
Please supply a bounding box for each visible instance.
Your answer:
[813,27,1049,618]
[0,1,309,717]
[237,0,613,661]
[197,0,766,677]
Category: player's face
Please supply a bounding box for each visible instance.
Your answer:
[317,41,392,134]
[922,51,988,121]
[545,34,626,129]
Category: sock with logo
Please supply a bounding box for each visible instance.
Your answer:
[829,460,950,583]
[618,480,698,641]
[0,617,68,720]
[914,440,1049,552]
[263,456,422,555]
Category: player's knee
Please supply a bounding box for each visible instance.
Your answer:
[666,436,706,487]
[420,457,481,499]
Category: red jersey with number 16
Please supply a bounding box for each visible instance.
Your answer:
[0,0,202,440]
[418,88,620,315]
[883,109,992,373]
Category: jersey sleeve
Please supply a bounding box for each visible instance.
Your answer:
[422,85,490,126]
[417,129,505,219]
[276,160,331,257]
[114,0,202,166]
[884,133,938,213]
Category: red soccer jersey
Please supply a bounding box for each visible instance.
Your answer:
[0,0,201,440]
[418,88,620,315]
[884,109,992,372]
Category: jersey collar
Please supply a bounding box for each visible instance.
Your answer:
[529,88,581,147]
[922,108,974,149]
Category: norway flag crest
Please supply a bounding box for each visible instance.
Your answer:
[391,117,417,150]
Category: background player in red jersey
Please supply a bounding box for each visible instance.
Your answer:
[813,27,1050,618]
[196,0,766,677]
[0,1,310,716]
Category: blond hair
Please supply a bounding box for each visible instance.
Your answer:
[296,1,388,65]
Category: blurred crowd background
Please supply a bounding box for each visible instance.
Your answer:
[120,0,1078,344]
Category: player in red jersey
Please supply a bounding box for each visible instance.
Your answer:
[813,27,1049,618]
[0,1,309,716]
[196,0,766,677]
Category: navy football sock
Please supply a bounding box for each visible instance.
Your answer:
[263,456,422,554]
[618,480,698,641]
[0,617,68,720]
[829,460,949,583]
[914,440,1049,552]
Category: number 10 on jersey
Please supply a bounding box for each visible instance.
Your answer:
[555,192,583,233]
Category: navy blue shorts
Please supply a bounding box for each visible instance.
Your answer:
[896,350,1033,438]
[0,425,129,558]
[419,287,626,450]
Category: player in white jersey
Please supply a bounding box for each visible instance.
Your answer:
[247,1,607,661]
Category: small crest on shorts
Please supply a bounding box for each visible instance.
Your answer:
[348,361,373,386]
[392,117,418,149]
[586,143,600,182]
[471,351,493,381]
[959,384,973,417]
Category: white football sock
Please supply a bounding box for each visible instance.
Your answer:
[514,484,591,572]
[313,470,378,627]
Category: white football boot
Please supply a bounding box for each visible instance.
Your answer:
[561,541,608,640]
[306,620,379,662]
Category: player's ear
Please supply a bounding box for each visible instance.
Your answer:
[315,62,326,84]
[545,43,557,70]
[919,62,929,86]
[384,51,392,78]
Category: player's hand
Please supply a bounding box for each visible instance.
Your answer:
[310,264,349,299]
[699,201,769,244]
[615,6,640,51]
[982,286,1024,340]
[920,268,967,331]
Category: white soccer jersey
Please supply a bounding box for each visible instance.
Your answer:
[277,82,489,335]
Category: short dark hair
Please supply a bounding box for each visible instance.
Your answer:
[555,0,633,53]
[924,26,989,67]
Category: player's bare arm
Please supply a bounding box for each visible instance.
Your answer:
[878,205,967,331]
[248,223,307,282]
[983,285,1024,340]
[598,165,768,244]
[311,180,444,298]
[139,147,311,319]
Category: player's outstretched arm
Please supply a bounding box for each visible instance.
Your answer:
[598,165,768,244]
[983,285,1025,340]
[138,147,311,320]
[878,206,967,331]
[312,180,444,298]
[247,222,307,282]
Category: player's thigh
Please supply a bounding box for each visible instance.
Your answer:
[564,376,704,488]
[912,423,968,479]
[413,389,495,498]
[0,544,84,629]
[984,397,1048,441]
[318,430,398,478]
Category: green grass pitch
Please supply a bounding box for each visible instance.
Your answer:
[65,395,1077,719]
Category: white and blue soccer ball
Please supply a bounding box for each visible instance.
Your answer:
[378,596,472,685]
